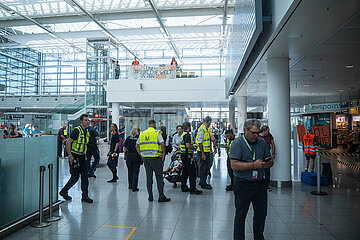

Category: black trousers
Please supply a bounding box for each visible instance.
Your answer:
[181,154,196,191]
[197,152,211,186]
[61,154,89,198]
[264,168,270,188]
[143,157,165,198]
[57,140,62,157]
[107,155,119,180]
[233,177,267,240]
[86,145,100,175]
[109,166,117,179]
[126,152,141,190]
[227,155,234,185]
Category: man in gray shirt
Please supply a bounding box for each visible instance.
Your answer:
[230,119,273,240]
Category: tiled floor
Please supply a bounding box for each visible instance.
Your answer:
[4,144,360,240]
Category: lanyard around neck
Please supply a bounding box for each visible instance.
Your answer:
[242,136,256,161]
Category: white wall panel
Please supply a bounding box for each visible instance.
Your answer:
[106,77,225,103]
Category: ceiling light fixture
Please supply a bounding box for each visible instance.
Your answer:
[339,89,345,92]
[345,65,354,68]
[304,84,309,87]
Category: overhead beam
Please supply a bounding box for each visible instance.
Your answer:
[222,0,229,35]
[220,0,229,61]
[0,2,84,53]
[0,7,234,28]
[146,0,181,61]
[6,25,221,45]
[64,0,141,61]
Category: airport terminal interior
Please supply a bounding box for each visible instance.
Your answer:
[1,0,360,239]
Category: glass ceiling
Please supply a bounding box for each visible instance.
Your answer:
[0,0,234,64]
[0,0,230,17]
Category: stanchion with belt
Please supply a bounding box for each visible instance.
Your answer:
[46,164,61,222]
[31,166,52,228]
[310,154,328,196]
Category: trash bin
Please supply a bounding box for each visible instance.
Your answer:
[322,162,333,185]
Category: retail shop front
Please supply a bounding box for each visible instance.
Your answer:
[301,101,360,149]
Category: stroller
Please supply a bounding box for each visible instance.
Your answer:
[163,149,183,188]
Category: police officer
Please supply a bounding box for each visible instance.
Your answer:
[224,129,237,191]
[136,120,171,202]
[87,120,100,178]
[196,116,212,189]
[59,114,93,203]
[180,121,202,195]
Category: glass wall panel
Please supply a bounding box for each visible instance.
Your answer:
[0,138,25,228]
[0,136,57,229]
[0,48,41,95]
[24,136,58,214]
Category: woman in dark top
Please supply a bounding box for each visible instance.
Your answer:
[8,124,20,138]
[124,127,142,192]
[107,123,120,183]
[259,125,276,191]
[161,126,171,155]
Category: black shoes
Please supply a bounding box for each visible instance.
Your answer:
[181,187,190,192]
[132,188,139,192]
[115,176,119,180]
[81,196,93,203]
[190,189,203,195]
[59,191,72,200]
[107,179,117,183]
[148,196,154,202]
[158,196,171,202]
[88,173,96,178]
[201,184,212,189]
[60,191,93,203]
[225,185,233,191]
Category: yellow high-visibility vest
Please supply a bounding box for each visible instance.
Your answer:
[196,124,211,153]
[226,136,237,154]
[61,125,67,136]
[180,131,194,154]
[139,127,162,158]
[70,126,89,155]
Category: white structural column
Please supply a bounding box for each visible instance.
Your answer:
[267,57,291,187]
[111,102,120,128]
[229,100,235,131]
[237,96,247,134]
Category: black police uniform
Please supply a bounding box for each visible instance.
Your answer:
[87,126,100,176]
[181,131,201,194]
[60,126,90,200]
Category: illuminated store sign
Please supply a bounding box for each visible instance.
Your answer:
[305,103,341,113]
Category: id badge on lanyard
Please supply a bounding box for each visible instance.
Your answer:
[242,136,258,180]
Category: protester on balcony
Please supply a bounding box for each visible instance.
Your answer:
[132,57,139,66]
[171,57,177,66]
